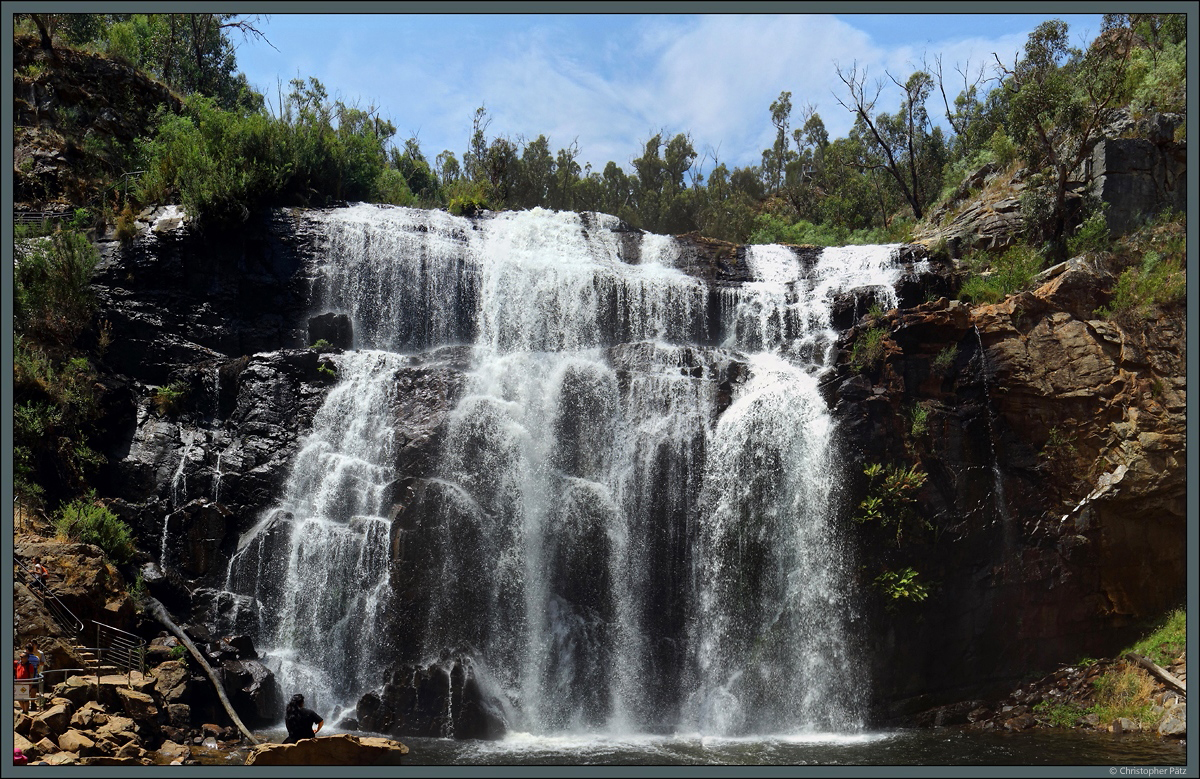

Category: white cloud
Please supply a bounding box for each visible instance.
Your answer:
[237,13,1088,176]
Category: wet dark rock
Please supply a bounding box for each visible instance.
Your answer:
[308,312,354,350]
[220,658,282,727]
[356,657,506,740]
[139,562,192,618]
[835,254,1185,722]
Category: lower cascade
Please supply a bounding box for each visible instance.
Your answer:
[221,204,922,738]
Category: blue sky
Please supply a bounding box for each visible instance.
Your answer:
[231,12,1105,174]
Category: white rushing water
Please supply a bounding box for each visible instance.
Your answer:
[224,204,915,737]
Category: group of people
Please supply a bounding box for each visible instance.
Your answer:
[14,641,45,713]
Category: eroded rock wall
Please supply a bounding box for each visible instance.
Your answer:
[827,257,1186,720]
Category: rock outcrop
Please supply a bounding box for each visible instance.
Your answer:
[13,667,247,766]
[244,734,409,766]
[828,253,1186,720]
[14,34,182,212]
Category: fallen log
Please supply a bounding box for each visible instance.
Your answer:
[144,596,259,744]
[1125,652,1186,695]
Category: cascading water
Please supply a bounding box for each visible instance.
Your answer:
[223,203,915,737]
[224,349,404,711]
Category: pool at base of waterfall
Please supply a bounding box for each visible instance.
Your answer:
[218,728,1185,766]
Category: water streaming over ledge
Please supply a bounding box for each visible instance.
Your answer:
[223,204,915,737]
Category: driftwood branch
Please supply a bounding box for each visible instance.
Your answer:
[1125,652,1186,694]
[145,597,260,744]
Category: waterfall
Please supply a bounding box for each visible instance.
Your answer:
[225,349,403,711]
[224,204,913,736]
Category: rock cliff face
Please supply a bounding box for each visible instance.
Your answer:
[85,205,1185,734]
[826,256,1186,719]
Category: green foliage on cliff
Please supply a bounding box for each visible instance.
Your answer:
[849,326,889,372]
[957,245,1044,303]
[14,230,107,508]
[853,462,928,546]
[134,79,400,224]
[1095,211,1186,321]
[53,492,136,564]
[874,567,929,604]
[1129,608,1185,668]
[152,381,189,416]
[15,231,99,345]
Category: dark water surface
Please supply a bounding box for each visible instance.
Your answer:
[218,727,1186,766]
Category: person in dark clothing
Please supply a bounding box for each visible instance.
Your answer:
[283,693,324,743]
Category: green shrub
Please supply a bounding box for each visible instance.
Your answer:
[986,127,1019,170]
[935,147,995,207]
[749,214,892,247]
[115,203,138,243]
[1089,665,1157,726]
[1126,39,1186,115]
[152,381,189,416]
[309,339,332,350]
[54,493,136,563]
[1067,212,1111,256]
[874,566,929,604]
[853,462,928,546]
[14,340,104,501]
[1033,700,1087,728]
[850,326,888,372]
[931,345,957,374]
[14,230,99,345]
[317,362,338,380]
[374,167,416,206]
[135,81,398,224]
[1040,426,1077,465]
[957,245,1044,303]
[908,404,930,438]
[129,572,148,610]
[1095,249,1185,321]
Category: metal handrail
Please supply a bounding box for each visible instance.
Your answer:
[15,559,84,635]
[93,621,147,680]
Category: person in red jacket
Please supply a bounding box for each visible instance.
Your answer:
[14,650,35,713]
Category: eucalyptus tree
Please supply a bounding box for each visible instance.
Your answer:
[834,63,940,221]
[994,19,1133,254]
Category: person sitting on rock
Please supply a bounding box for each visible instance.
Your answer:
[283,693,324,743]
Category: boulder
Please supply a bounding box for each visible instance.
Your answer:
[78,756,146,766]
[116,686,159,724]
[14,732,38,757]
[95,713,138,743]
[29,702,73,740]
[70,701,108,728]
[57,728,97,755]
[167,703,192,728]
[245,734,409,766]
[153,659,191,700]
[1157,703,1185,737]
[154,740,190,764]
[40,750,81,765]
[221,657,283,726]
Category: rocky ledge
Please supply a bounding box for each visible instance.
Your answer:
[913,651,1186,740]
[245,733,409,766]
